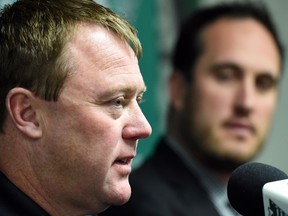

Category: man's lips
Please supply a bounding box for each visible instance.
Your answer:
[114,156,134,165]
[223,121,256,136]
[114,152,136,165]
[113,155,135,175]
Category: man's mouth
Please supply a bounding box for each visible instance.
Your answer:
[114,157,133,165]
[223,121,255,137]
[113,156,135,175]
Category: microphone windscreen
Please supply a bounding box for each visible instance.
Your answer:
[227,162,288,216]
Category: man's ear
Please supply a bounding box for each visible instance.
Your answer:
[169,70,188,110]
[6,87,42,138]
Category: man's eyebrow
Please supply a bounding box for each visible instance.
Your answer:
[118,85,147,93]
[209,62,243,73]
[140,85,147,94]
[100,85,147,98]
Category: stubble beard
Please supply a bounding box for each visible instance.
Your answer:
[180,117,265,173]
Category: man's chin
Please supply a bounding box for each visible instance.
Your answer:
[114,194,131,206]
[204,152,253,173]
[109,184,131,206]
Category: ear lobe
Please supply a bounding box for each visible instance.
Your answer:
[6,88,42,138]
[169,71,187,110]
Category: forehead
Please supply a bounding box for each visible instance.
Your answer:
[61,24,144,95]
[199,18,281,76]
[66,23,136,67]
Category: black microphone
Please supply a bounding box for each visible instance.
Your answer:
[227,162,288,216]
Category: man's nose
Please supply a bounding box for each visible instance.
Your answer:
[234,81,255,116]
[122,103,152,140]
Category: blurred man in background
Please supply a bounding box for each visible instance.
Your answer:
[101,1,284,216]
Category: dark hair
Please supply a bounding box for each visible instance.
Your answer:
[0,0,141,132]
[172,1,284,80]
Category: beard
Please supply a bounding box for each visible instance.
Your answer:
[178,113,265,173]
[198,146,254,173]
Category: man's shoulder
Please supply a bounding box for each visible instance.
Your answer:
[130,138,201,190]
[0,172,49,216]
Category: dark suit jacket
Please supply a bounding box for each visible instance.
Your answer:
[0,171,49,216]
[100,137,220,216]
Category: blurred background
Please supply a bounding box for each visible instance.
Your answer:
[1,0,287,173]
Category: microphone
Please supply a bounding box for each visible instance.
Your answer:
[227,162,288,216]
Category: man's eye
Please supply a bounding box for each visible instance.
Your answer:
[256,75,277,91]
[214,70,236,82]
[137,95,144,104]
[114,97,125,107]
